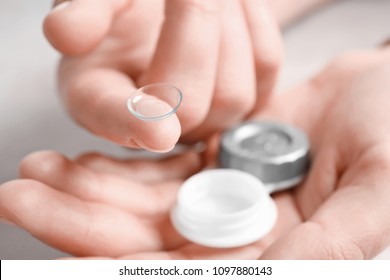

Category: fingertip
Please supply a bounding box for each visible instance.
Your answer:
[20,150,68,180]
[63,67,181,151]
[0,179,49,225]
[43,1,112,55]
[133,115,181,153]
[0,179,46,198]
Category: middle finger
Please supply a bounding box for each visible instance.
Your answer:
[182,0,256,142]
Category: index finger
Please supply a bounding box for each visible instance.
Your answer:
[60,67,181,152]
[140,0,221,135]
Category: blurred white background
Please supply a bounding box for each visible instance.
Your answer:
[1,0,390,259]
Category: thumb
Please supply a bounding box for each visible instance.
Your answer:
[43,0,127,55]
[260,151,390,259]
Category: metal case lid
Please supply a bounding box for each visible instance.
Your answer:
[219,120,310,193]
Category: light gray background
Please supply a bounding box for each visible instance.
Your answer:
[1,0,390,259]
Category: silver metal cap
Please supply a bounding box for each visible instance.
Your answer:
[219,120,310,193]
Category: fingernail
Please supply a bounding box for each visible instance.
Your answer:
[126,138,141,149]
[128,96,176,121]
[52,1,71,12]
[133,138,175,153]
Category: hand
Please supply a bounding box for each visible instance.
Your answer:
[0,150,287,259]
[2,49,390,259]
[44,0,282,152]
[250,47,390,259]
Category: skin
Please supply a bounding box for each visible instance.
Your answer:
[268,0,333,26]
[44,0,283,152]
[1,48,390,259]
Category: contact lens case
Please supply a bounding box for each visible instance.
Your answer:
[170,120,310,248]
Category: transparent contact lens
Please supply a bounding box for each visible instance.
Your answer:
[127,83,183,121]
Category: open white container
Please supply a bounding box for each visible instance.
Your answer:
[170,169,277,248]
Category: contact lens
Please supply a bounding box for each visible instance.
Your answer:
[127,83,183,121]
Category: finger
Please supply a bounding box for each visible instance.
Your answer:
[60,67,181,152]
[140,0,221,134]
[75,151,203,183]
[19,151,181,216]
[275,51,390,219]
[249,51,389,133]
[251,80,326,140]
[249,82,334,221]
[0,179,164,257]
[293,146,342,219]
[44,0,128,55]
[182,0,256,141]
[241,0,283,109]
[262,145,390,259]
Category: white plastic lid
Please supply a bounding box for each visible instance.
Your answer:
[170,169,277,248]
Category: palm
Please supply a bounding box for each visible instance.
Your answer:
[1,150,296,259]
[256,50,390,258]
[2,50,390,259]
